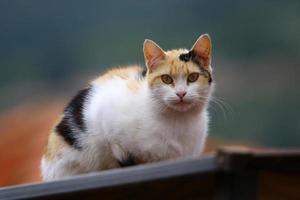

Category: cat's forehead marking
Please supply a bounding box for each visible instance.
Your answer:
[179,51,193,62]
[178,50,201,67]
[165,49,189,58]
[177,50,213,84]
[164,49,191,76]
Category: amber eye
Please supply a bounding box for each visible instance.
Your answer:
[161,74,173,84]
[187,73,200,83]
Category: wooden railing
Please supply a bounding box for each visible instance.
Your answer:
[0,147,299,200]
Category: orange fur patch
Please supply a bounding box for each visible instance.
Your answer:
[44,116,66,160]
[93,65,143,84]
[44,131,65,160]
[92,65,145,94]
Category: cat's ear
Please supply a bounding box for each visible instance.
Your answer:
[191,34,212,68]
[143,39,165,72]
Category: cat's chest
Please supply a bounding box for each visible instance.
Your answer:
[133,119,201,160]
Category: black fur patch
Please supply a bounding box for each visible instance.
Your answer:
[56,117,82,149]
[179,50,200,65]
[65,87,90,131]
[179,51,193,62]
[55,87,91,150]
[118,153,136,167]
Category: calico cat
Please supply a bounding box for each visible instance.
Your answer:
[41,34,214,180]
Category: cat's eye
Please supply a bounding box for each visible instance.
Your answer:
[187,73,200,83]
[161,74,173,84]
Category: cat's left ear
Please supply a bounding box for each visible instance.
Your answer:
[191,34,212,70]
[143,39,165,72]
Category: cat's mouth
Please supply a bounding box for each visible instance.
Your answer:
[173,97,194,104]
[166,97,194,105]
[165,99,195,112]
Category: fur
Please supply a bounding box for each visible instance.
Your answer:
[41,34,214,181]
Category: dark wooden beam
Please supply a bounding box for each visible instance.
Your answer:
[0,155,217,200]
[1,147,299,200]
[217,147,300,172]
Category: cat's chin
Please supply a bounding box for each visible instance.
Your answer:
[166,102,194,112]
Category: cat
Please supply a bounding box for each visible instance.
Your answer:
[41,34,214,181]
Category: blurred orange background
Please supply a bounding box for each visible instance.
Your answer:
[0,101,63,186]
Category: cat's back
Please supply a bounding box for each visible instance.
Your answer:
[89,65,146,103]
[92,65,145,85]
[84,65,148,134]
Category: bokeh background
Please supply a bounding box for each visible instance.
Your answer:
[0,1,299,186]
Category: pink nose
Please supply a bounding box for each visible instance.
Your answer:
[176,91,187,99]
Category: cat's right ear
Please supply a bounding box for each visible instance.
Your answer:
[143,39,165,72]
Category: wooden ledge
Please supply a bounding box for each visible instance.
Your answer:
[1,147,299,200]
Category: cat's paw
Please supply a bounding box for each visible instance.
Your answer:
[111,143,136,167]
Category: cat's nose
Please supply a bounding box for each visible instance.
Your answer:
[176,91,187,99]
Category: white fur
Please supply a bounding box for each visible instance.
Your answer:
[41,69,212,181]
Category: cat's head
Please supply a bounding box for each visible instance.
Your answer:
[143,34,213,112]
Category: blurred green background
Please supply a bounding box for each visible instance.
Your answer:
[1,1,300,147]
